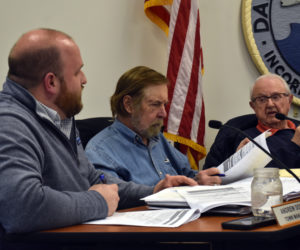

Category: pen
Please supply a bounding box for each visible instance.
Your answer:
[213,174,226,177]
[99,173,107,184]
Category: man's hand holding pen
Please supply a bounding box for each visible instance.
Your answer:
[194,167,223,185]
[89,173,119,216]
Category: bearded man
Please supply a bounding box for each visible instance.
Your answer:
[0,30,200,235]
[85,66,221,186]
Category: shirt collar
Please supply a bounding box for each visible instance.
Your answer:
[36,101,73,138]
[256,120,296,135]
[5,78,73,138]
[113,119,159,146]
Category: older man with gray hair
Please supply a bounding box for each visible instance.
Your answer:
[203,73,300,171]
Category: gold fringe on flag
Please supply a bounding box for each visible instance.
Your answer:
[144,0,173,36]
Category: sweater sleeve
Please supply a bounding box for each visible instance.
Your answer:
[85,156,154,208]
[265,129,300,169]
[104,174,154,209]
[0,115,109,233]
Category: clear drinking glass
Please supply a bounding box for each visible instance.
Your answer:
[251,168,283,217]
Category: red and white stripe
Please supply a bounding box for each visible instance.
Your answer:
[165,0,205,155]
[144,0,206,167]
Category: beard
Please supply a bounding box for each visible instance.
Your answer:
[131,113,164,139]
[55,79,83,118]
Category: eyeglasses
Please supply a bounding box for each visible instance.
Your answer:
[251,93,290,105]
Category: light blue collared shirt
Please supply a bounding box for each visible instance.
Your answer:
[85,119,197,186]
[36,102,72,138]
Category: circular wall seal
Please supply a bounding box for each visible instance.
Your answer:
[242,0,300,105]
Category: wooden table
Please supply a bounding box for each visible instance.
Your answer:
[5,206,300,250]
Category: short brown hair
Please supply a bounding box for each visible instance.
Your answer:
[7,28,72,89]
[8,47,63,89]
[110,66,168,117]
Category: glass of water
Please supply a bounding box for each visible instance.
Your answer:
[251,168,283,217]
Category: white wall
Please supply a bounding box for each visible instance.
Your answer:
[0,0,261,168]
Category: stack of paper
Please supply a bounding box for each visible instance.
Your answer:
[217,131,272,184]
[84,177,300,228]
[142,182,251,213]
[85,208,201,227]
[281,177,300,201]
[142,177,300,213]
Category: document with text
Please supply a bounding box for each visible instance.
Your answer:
[85,177,300,227]
[84,208,200,227]
[142,184,251,212]
[142,177,300,213]
[176,185,250,212]
[217,130,272,184]
[231,176,300,201]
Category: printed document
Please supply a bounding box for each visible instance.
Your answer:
[142,177,300,212]
[85,177,300,227]
[84,208,200,227]
[176,185,250,212]
[217,131,272,184]
[143,184,251,212]
[232,176,300,201]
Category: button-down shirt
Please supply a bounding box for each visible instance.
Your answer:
[36,101,72,138]
[85,119,197,186]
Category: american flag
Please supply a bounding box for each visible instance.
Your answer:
[144,0,206,170]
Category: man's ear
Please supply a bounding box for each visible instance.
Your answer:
[43,72,59,95]
[288,94,293,105]
[249,101,255,110]
[123,95,133,114]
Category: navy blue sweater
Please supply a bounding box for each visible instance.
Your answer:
[203,120,300,170]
